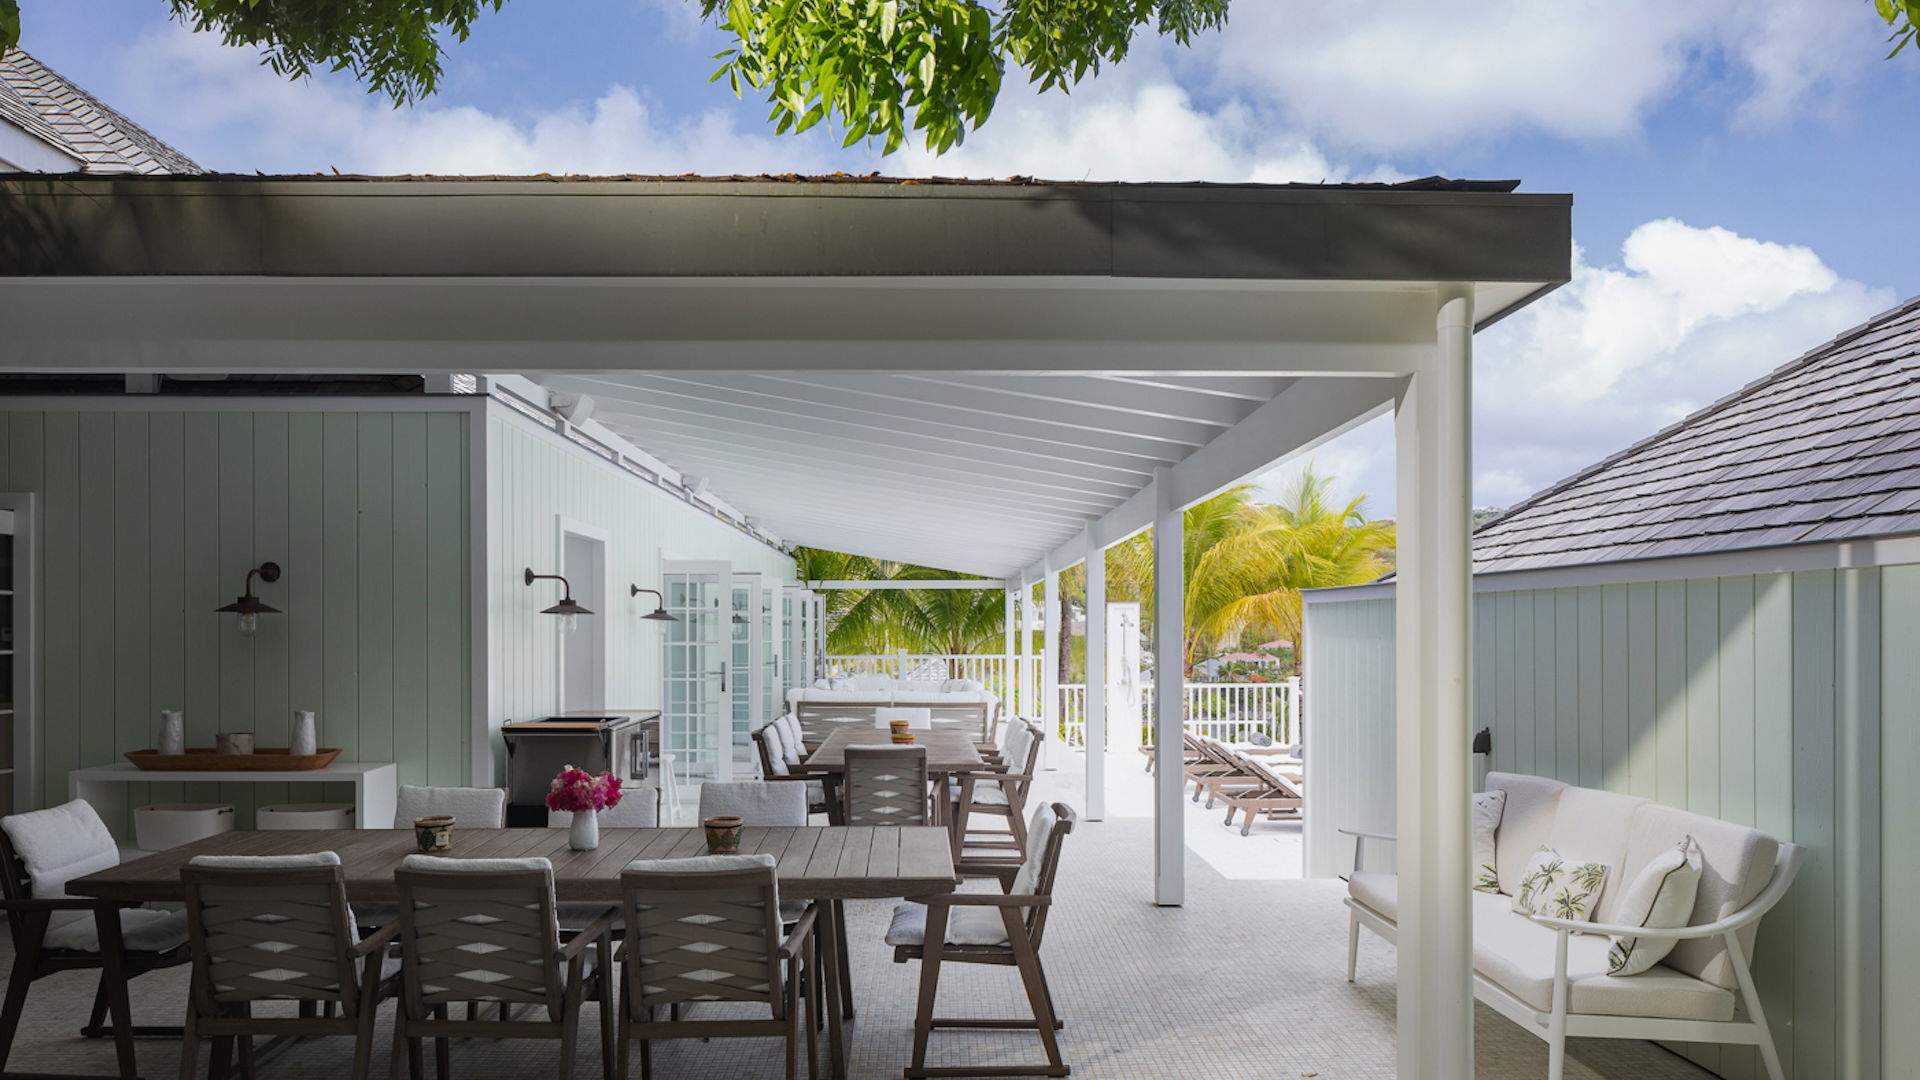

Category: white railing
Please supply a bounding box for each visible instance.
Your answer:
[823,652,1040,705]
[1056,679,1298,748]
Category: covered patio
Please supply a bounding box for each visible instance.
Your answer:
[0,173,1571,1079]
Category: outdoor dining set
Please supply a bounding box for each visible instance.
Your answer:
[0,710,1073,1080]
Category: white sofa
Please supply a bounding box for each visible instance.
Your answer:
[1342,771,1804,1080]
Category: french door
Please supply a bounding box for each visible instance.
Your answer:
[661,559,729,784]
[730,573,764,778]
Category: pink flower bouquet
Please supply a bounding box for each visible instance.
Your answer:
[545,764,623,814]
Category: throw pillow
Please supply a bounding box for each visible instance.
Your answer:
[1512,846,1609,923]
[1607,836,1702,976]
[1472,790,1507,894]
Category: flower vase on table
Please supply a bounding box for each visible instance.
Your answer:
[546,764,623,851]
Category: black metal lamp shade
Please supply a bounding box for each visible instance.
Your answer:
[216,562,283,635]
[629,585,680,622]
[541,597,593,617]
[525,568,593,623]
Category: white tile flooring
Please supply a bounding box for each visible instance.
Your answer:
[1,750,1718,1079]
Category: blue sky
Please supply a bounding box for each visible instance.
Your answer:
[20,0,1920,516]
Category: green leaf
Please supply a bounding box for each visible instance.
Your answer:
[0,0,20,50]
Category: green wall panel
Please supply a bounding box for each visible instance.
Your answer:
[0,407,471,829]
[1304,567,1901,1079]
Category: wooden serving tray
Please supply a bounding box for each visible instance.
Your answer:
[124,748,343,771]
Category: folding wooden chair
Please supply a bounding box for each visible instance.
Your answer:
[1215,751,1305,835]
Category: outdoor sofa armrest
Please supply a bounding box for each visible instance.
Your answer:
[1336,828,1397,843]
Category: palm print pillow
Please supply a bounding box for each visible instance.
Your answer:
[1510,846,1610,923]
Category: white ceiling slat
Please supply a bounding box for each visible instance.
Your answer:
[550,372,1183,468]
[598,415,1135,509]
[1102,374,1296,402]
[583,392,1152,493]
[907,373,1259,427]
[644,453,1111,525]
[768,373,1225,448]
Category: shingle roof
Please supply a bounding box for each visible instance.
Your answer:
[0,48,202,174]
[1472,294,1920,574]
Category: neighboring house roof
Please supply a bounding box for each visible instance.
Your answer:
[1471,294,1920,574]
[0,47,202,174]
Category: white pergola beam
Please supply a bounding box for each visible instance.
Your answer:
[888,373,1260,429]
[1085,532,1107,822]
[1020,377,1396,579]
[804,579,1009,590]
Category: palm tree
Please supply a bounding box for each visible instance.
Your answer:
[1103,466,1394,677]
[791,548,1001,662]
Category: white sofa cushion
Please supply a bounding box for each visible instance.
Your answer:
[1486,773,1567,894]
[1473,790,1506,894]
[1621,804,1777,988]
[848,674,894,693]
[1608,836,1702,976]
[1350,870,1398,919]
[1512,847,1609,923]
[1471,891,1734,1022]
[1544,786,1645,923]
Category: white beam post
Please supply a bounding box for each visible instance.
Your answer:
[1043,560,1060,772]
[1394,288,1476,1080]
[1012,584,1027,718]
[1084,533,1106,821]
[1152,465,1185,906]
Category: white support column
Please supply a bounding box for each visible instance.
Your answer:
[1394,288,1476,1080]
[1012,584,1026,717]
[1152,465,1185,906]
[1003,588,1017,713]
[1084,534,1107,821]
[1043,560,1060,770]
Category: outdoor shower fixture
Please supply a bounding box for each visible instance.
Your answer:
[526,568,592,632]
[215,562,282,636]
[629,585,679,622]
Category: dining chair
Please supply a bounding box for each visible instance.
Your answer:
[884,802,1077,1079]
[389,855,615,1080]
[841,746,931,827]
[178,852,401,1080]
[697,780,808,828]
[752,725,829,815]
[952,719,1042,856]
[392,786,507,828]
[614,853,818,1080]
[550,792,661,936]
[0,798,191,1080]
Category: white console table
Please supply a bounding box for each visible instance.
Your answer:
[69,761,399,838]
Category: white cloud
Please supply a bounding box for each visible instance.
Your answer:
[1195,0,1879,152]
[115,27,829,176]
[1258,219,1894,514]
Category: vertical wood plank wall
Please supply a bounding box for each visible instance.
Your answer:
[484,410,795,782]
[1304,567,1908,1080]
[0,407,473,828]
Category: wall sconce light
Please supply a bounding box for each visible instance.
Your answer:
[629,585,680,622]
[525,568,592,632]
[1472,727,1492,755]
[215,562,282,636]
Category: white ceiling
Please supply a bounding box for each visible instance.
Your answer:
[531,370,1335,576]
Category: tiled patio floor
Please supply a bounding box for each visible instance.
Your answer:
[3,756,1717,1079]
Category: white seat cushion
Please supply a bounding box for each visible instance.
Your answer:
[43,907,190,953]
[966,780,1010,807]
[1470,891,1733,1022]
[884,900,1012,947]
[1349,870,1398,920]
[1620,804,1777,988]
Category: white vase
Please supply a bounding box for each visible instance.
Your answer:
[290,711,318,756]
[158,710,185,755]
[569,810,599,851]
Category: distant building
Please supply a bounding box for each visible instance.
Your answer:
[0,47,202,173]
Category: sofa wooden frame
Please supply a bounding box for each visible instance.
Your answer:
[1340,827,1806,1080]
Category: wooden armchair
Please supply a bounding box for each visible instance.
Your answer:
[179,852,402,1080]
[842,746,931,827]
[389,855,615,1080]
[0,799,191,1080]
[752,724,829,816]
[951,718,1042,856]
[615,854,819,1080]
[885,802,1077,1079]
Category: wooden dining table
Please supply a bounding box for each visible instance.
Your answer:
[67,825,957,1080]
[796,726,985,828]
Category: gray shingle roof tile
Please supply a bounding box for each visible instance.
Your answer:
[1472,295,1920,573]
[0,48,202,174]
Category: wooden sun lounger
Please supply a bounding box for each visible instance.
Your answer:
[1139,731,1209,773]
[1217,751,1304,835]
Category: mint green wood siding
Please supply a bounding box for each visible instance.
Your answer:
[483,410,795,781]
[1304,568,1904,1080]
[0,407,472,828]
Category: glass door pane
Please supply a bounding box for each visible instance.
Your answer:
[662,559,728,786]
[730,573,763,777]
[761,583,780,727]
